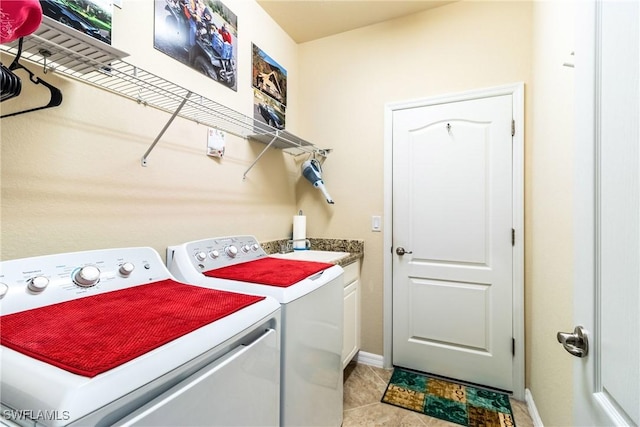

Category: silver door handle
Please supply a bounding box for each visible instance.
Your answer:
[557,326,588,358]
[396,247,413,256]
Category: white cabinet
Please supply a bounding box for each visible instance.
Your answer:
[342,260,361,368]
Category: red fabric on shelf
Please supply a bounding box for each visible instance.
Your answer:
[204,257,334,288]
[0,0,43,44]
[0,279,265,378]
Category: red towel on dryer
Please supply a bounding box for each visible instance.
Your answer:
[204,257,334,288]
[0,279,265,377]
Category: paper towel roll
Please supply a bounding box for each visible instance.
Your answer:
[293,215,306,250]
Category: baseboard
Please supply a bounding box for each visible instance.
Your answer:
[356,351,384,368]
[525,388,544,427]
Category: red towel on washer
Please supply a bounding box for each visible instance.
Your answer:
[204,257,334,288]
[0,279,265,377]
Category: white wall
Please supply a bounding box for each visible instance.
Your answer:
[297,0,533,369]
[0,0,302,260]
[296,1,575,424]
[527,1,575,425]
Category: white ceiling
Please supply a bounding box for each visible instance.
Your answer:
[256,1,456,43]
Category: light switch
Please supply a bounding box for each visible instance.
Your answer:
[372,215,381,232]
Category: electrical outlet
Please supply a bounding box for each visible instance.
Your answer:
[372,216,382,232]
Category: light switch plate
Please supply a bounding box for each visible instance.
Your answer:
[372,215,381,232]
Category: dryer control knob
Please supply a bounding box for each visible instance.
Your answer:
[225,245,238,258]
[119,262,135,277]
[0,282,8,299]
[209,250,220,259]
[241,245,251,253]
[195,252,207,262]
[251,243,260,251]
[28,276,49,293]
[74,266,101,287]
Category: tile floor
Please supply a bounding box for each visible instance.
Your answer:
[342,362,534,427]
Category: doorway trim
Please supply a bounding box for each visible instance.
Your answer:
[383,83,525,400]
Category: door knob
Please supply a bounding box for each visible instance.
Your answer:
[396,247,413,256]
[557,326,588,358]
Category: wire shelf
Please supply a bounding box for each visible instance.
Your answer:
[0,22,328,167]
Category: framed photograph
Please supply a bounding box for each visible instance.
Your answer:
[252,43,287,106]
[253,88,286,131]
[40,0,113,44]
[252,44,287,130]
[154,0,238,91]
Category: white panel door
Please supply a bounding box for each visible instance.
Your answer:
[572,1,640,425]
[392,93,514,391]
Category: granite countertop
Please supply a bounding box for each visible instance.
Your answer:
[261,238,364,267]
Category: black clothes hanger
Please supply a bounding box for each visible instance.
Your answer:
[1,37,62,118]
[1,62,22,101]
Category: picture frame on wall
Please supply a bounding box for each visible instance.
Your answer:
[40,0,113,45]
[252,43,287,130]
[253,88,285,131]
[153,0,238,91]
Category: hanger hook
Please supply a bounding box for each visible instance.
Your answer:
[38,49,53,74]
[9,38,25,70]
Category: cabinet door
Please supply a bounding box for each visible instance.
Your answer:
[343,279,360,368]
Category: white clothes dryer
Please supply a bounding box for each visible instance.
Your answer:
[167,235,344,427]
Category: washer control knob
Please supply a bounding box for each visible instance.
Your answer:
[241,245,251,253]
[119,262,135,277]
[209,250,220,259]
[74,266,101,288]
[28,276,49,293]
[195,252,207,262]
[225,245,238,258]
[251,243,260,251]
[0,282,8,299]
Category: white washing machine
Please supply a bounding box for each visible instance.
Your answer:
[167,235,344,427]
[0,247,281,427]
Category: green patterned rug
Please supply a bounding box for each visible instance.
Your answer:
[381,368,516,427]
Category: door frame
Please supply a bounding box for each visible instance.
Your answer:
[383,83,525,400]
